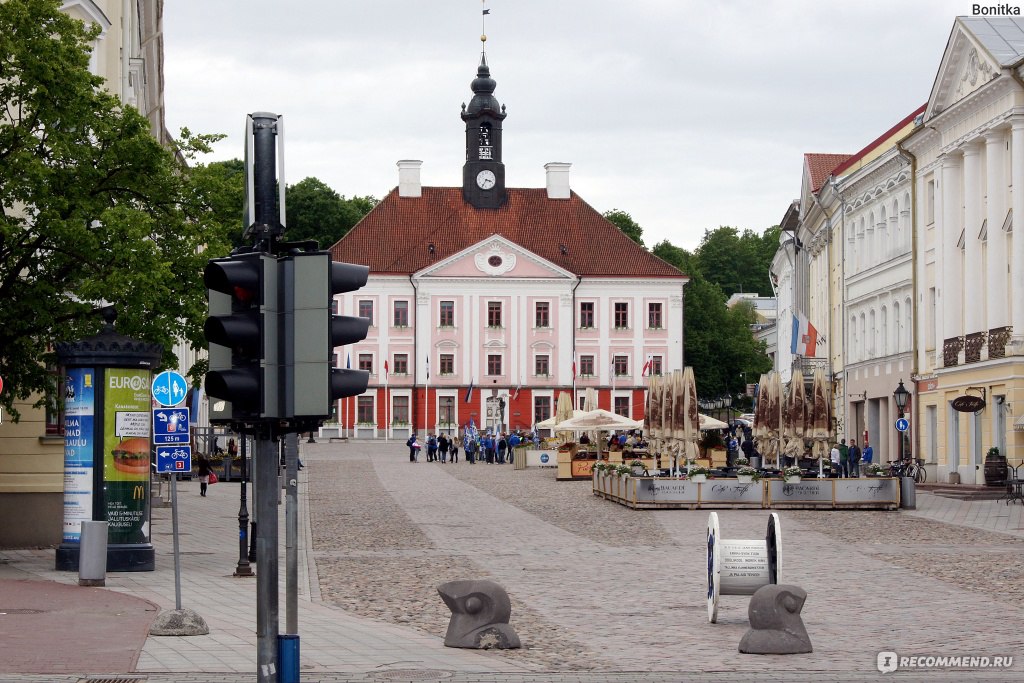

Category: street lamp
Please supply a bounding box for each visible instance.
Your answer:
[893,379,910,463]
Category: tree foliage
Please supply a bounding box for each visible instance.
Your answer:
[603,209,644,246]
[0,0,236,418]
[652,233,773,400]
[285,177,377,249]
[694,225,781,298]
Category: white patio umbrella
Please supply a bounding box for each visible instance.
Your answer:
[698,414,729,430]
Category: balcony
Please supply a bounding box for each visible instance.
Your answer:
[791,356,831,379]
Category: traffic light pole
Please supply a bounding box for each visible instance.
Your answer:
[255,433,279,683]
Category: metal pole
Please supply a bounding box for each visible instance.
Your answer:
[255,434,279,683]
[235,430,253,577]
[248,433,257,563]
[285,433,299,634]
[898,409,905,464]
[170,473,182,610]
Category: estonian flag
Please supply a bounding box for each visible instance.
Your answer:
[465,380,475,403]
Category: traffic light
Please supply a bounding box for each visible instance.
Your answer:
[281,252,369,421]
[203,253,278,422]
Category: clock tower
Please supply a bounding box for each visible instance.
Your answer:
[462,54,507,209]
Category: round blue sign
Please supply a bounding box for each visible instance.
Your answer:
[895,418,910,432]
[152,370,189,407]
[540,453,549,464]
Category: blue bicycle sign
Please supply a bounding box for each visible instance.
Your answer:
[152,370,189,407]
[156,445,192,473]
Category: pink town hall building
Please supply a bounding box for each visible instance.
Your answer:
[328,54,687,440]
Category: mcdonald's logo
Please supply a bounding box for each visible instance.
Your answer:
[132,484,146,500]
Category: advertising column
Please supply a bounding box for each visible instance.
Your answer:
[55,308,162,572]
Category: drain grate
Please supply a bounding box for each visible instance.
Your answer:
[77,679,145,683]
[370,670,453,681]
[0,608,45,614]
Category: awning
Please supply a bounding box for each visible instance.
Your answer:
[1015,414,1024,432]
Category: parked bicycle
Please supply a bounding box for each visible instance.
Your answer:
[888,458,927,483]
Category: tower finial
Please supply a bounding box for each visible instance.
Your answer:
[481,0,490,53]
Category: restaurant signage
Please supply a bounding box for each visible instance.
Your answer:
[951,395,986,412]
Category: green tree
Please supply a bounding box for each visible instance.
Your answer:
[603,209,644,246]
[694,225,780,298]
[285,177,377,249]
[0,0,235,418]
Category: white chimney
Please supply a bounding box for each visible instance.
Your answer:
[397,160,422,197]
[545,162,571,199]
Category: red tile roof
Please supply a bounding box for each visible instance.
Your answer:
[804,153,852,193]
[330,187,686,278]
[830,104,926,178]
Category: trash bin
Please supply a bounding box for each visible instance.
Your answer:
[78,520,108,586]
[749,455,762,470]
[513,449,527,470]
[900,476,916,510]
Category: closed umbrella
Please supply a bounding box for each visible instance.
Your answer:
[681,367,701,464]
[646,374,662,442]
[784,371,808,461]
[660,369,674,471]
[765,372,782,469]
[752,373,769,457]
[555,391,574,445]
[809,367,833,477]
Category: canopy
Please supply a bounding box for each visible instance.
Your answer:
[698,414,728,430]
[536,409,586,429]
[553,408,643,431]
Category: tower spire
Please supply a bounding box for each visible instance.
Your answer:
[462,0,506,209]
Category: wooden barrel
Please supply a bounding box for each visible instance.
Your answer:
[984,454,1007,487]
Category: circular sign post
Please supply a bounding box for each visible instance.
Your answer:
[895,418,910,433]
[152,370,189,407]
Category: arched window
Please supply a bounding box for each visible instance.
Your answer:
[891,199,900,256]
[851,316,859,360]
[893,301,901,352]
[881,306,888,356]
[859,313,866,362]
[878,206,888,263]
[869,309,877,358]
[905,297,913,352]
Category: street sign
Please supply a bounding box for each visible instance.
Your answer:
[153,407,190,444]
[152,370,189,407]
[895,418,910,432]
[156,445,192,473]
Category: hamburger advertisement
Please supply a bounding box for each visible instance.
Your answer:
[103,368,152,545]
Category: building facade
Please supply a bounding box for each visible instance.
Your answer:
[329,55,687,439]
[905,16,1024,483]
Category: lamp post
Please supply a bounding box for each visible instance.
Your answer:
[893,379,910,464]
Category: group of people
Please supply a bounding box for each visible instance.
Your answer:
[406,430,533,464]
[829,438,874,477]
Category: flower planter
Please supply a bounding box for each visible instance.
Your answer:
[631,466,645,476]
[691,474,707,483]
[784,476,801,484]
[736,475,754,484]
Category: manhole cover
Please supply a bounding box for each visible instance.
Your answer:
[0,608,45,614]
[370,670,453,681]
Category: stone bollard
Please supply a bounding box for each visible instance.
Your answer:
[437,579,521,649]
[739,584,812,654]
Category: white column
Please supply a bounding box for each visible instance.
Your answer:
[962,142,984,335]
[985,129,1008,329]
[931,170,945,369]
[941,154,963,341]
[1011,120,1024,348]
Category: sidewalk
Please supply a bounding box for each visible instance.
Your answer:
[0,446,1022,683]
[0,458,528,682]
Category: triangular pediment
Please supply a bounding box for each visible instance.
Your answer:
[926,20,1003,119]
[416,235,576,280]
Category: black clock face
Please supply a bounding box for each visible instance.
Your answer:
[488,255,503,267]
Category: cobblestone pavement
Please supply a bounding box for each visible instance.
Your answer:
[307,441,1024,680]
[2,439,1023,683]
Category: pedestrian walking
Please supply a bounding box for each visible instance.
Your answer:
[438,434,449,463]
[830,442,840,477]
[407,433,421,462]
[848,439,862,477]
[427,434,438,462]
[196,454,213,497]
[450,438,459,463]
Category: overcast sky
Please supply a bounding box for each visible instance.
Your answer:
[163,0,977,251]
